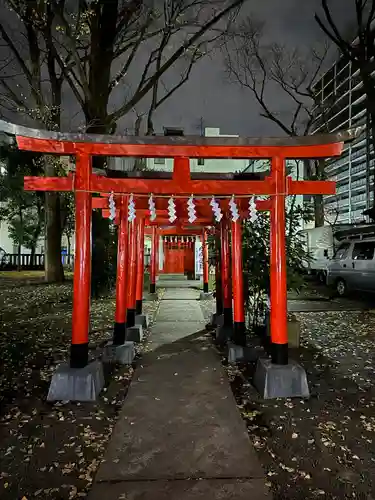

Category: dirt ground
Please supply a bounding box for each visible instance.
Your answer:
[229,316,375,499]
[2,277,375,499]
[0,275,160,500]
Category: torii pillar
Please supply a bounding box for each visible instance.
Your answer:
[125,219,144,342]
[216,218,233,344]
[149,226,158,297]
[199,228,211,300]
[104,196,136,365]
[231,218,246,346]
[134,218,149,329]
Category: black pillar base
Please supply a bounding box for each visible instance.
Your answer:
[203,282,209,293]
[113,322,126,345]
[127,308,136,328]
[232,321,246,347]
[136,299,143,315]
[149,283,156,294]
[223,307,233,326]
[70,342,89,369]
[271,342,289,365]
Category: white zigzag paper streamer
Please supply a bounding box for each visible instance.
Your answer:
[210,196,223,222]
[248,196,258,223]
[148,194,156,221]
[168,197,177,223]
[128,194,136,222]
[229,195,240,222]
[109,192,116,221]
[187,195,197,223]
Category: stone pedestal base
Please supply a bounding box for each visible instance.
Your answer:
[126,325,143,342]
[135,314,149,329]
[47,360,104,402]
[227,342,264,364]
[253,358,310,399]
[215,324,233,346]
[103,342,135,365]
[199,291,212,300]
[210,313,224,327]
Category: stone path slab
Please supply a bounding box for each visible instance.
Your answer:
[162,288,201,300]
[89,478,271,500]
[89,286,270,500]
[94,341,265,482]
[157,300,204,322]
[148,322,206,350]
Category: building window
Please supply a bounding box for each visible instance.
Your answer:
[154,157,165,165]
[197,158,205,166]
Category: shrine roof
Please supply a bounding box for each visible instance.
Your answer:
[0,119,363,149]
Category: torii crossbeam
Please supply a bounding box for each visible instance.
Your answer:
[0,119,359,401]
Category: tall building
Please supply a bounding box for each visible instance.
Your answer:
[311,56,372,224]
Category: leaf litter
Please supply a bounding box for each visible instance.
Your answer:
[202,297,375,500]
[0,275,160,499]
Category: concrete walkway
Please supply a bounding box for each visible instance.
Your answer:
[89,287,271,500]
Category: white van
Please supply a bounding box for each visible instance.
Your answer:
[326,235,375,296]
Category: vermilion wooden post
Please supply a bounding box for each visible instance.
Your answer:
[150,226,157,293]
[231,218,246,346]
[270,155,288,364]
[136,217,146,315]
[126,218,137,328]
[220,219,232,327]
[202,229,209,293]
[215,229,223,317]
[113,196,128,345]
[71,153,92,368]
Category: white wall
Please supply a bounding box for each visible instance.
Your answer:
[0,218,44,254]
[147,127,249,174]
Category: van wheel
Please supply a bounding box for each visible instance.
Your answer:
[336,278,347,297]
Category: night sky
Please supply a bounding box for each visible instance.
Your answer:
[1,0,355,137]
[117,0,353,137]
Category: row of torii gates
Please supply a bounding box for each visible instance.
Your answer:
[1,120,357,400]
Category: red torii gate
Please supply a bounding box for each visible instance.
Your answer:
[3,121,356,400]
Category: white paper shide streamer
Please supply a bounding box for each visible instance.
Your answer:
[109,192,116,221]
[210,196,223,222]
[248,196,258,223]
[168,196,177,223]
[128,194,136,222]
[187,194,197,223]
[229,195,240,222]
[148,194,156,221]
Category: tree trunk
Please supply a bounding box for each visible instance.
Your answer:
[30,243,36,268]
[44,158,64,282]
[314,195,325,227]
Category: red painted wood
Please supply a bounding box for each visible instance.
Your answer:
[231,220,245,323]
[184,247,195,276]
[270,156,288,346]
[17,135,344,159]
[221,220,231,309]
[95,194,271,213]
[72,153,92,347]
[202,229,209,286]
[24,174,336,197]
[115,197,128,324]
[150,226,157,286]
[126,220,137,310]
[136,218,145,302]
[288,178,336,195]
[24,175,73,191]
[164,244,185,274]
